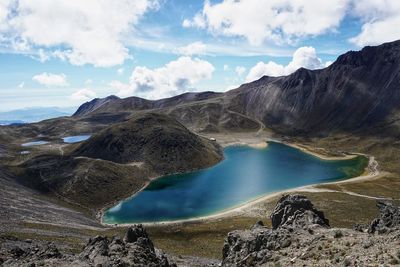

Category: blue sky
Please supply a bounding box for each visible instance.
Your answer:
[0,0,399,111]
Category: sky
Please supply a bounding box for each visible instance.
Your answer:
[0,0,399,111]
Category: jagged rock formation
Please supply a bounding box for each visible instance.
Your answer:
[221,195,400,266]
[270,194,330,229]
[368,201,400,234]
[1,225,175,267]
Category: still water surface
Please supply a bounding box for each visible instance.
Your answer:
[62,135,91,143]
[104,142,367,224]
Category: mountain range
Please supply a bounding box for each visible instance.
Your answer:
[72,40,400,137]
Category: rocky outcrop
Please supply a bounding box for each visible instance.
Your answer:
[2,225,175,267]
[78,225,174,267]
[78,225,172,267]
[270,194,330,229]
[368,200,400,234]
[222,195,329,266]
[221,195,400,266]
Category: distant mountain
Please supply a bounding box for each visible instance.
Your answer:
[73,92,222,117]
[0,120,25,126]
[72,40,400,136]
[0,106,77,124]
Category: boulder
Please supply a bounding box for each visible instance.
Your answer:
[222,195,327,266]
[124,224,149,243]
[369,201,400,233]
[2,225,174,267]
[78,225,174,267]
[270,194,330,229]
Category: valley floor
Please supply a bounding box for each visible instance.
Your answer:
[1,130,400,263]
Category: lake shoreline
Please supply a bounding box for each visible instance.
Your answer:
[99,137,379,227]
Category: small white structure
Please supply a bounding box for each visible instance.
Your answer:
[210,137,216,141]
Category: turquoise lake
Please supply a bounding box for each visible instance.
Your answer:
[103,142,367,224]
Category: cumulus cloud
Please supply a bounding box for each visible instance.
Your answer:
[110,56,215,99]
[0,0,12,31]
[350,0,400,46]
[177,41,207,56]
[32,72,68,87]
[109,80,132,98]
[246,46,327,82]
[0,0,159,67]
[182,13,206,28]
[223,64,229,71]
[70,88,96,102]
[184,0,348,45]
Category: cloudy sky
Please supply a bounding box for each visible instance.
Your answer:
[0,0,399,111]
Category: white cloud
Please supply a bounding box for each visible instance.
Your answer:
[225,84,239,91]
[18,82,24,88]
[246,46,327,82]
[32,72,68,87]
[36,49,50,62]
[117,68,124,75]
[178,41,207,56]
[235,66,246,76]
[182,13,206,28]
[1,0,159,67]
[223,64,229,71]
[111,56,215,99]
[0,0,12,31]
[349,0,400,46]
[109,80,132,98]
[70,88,96,102]
[184,0,348,45]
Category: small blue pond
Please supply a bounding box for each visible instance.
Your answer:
[62,135,91,143]
[21,141,49,147]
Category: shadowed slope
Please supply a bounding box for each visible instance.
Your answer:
[72,112,223,174]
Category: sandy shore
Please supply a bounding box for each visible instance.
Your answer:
[101,136,380,227]
[283,142,358,160]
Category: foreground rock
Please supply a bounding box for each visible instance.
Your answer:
[222,195,400,266]
[1,225,175,267]
[368,200,400,234]
[270,194,330,229]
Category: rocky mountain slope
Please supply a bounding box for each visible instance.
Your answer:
[10,113,222,209]
[227,40,400,135]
